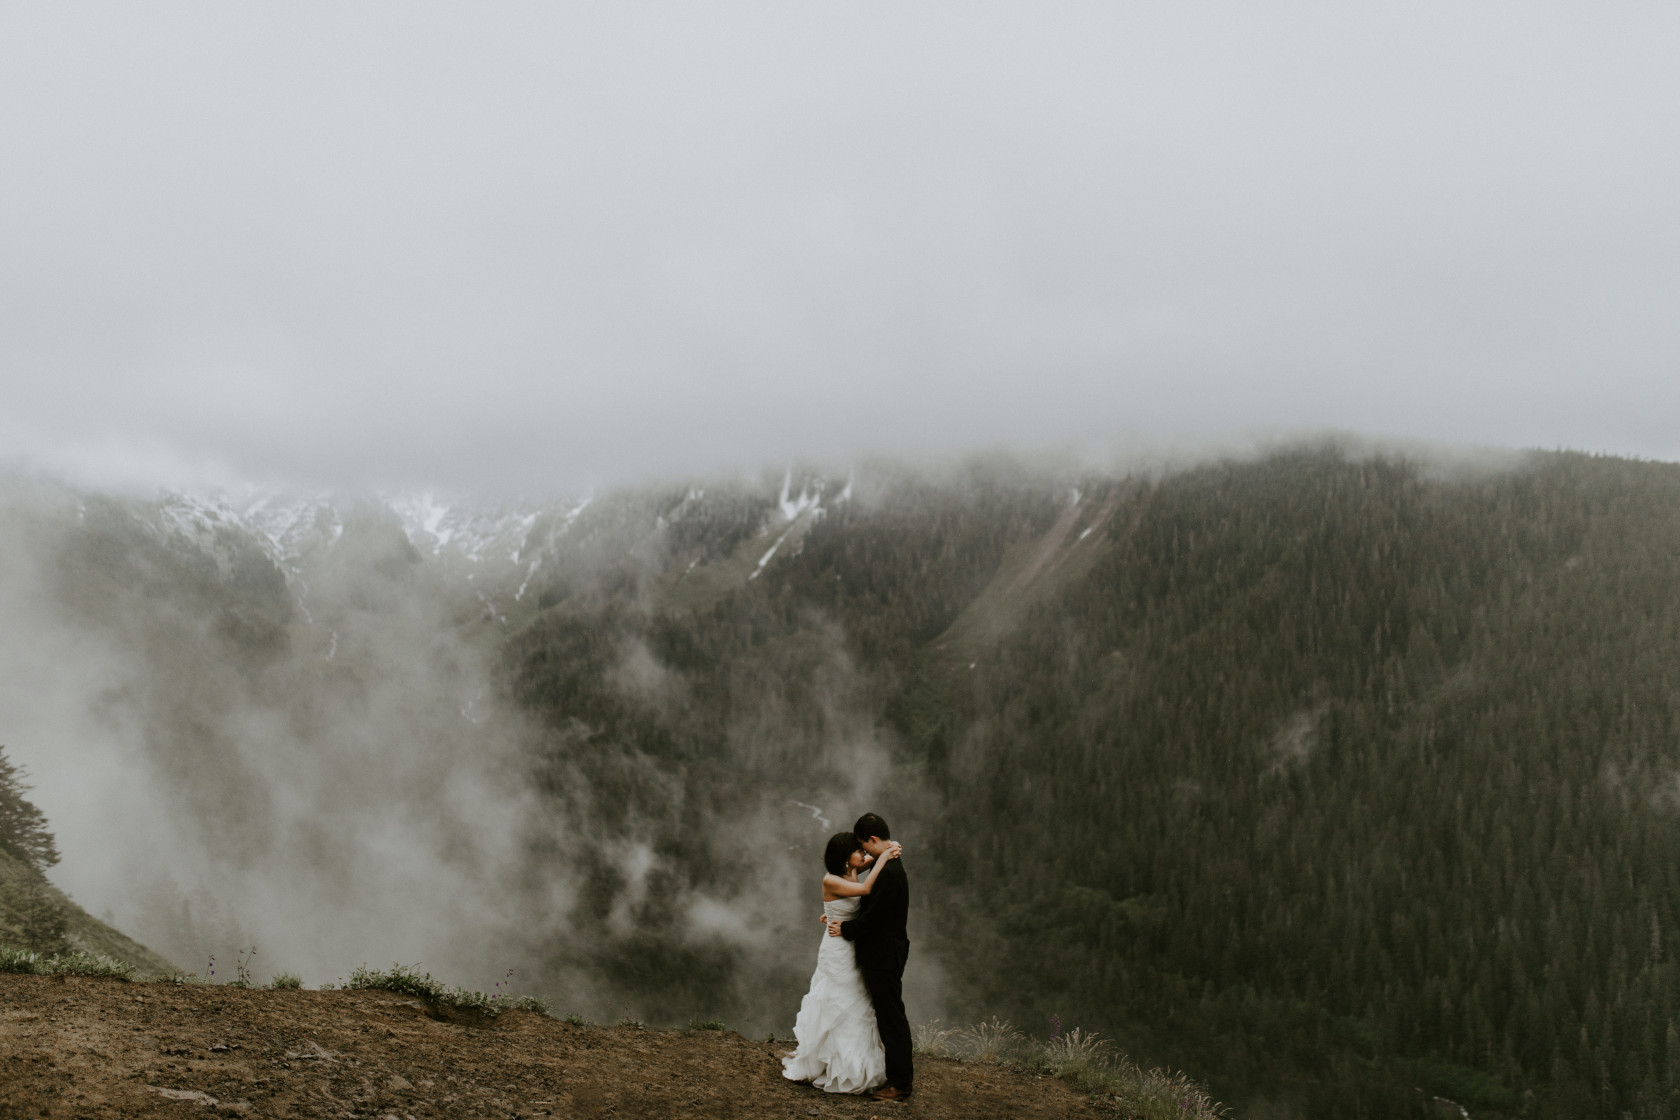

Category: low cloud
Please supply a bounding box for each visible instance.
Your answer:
[3,6,1679,494]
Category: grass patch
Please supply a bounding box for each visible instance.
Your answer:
[347,963,549,1016]
[616,1015,647,1029]
[911,1019,957,1057]
[687,1017,726,1031]
[0,943,136,980]
[563,1013,592,1027]
[4,945,565,1019]
[917,1018,1229,1119]
[958,1016,1025,1062]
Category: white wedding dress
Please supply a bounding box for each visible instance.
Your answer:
[780,896,887,1094]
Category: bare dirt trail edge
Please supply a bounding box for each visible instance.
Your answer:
[0,975,1115,1119]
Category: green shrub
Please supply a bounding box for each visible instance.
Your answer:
[346,963,547,1016]
[563,1013,591,1027]
[0,943,135,980]
[48,951,136,980]
[269,972,303,990]
[687,1017,725,1031]
[0,943,41,973]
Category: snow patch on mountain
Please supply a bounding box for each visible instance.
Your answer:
[237,493,343,563]
[386,493,555,564]
[151,486,590,576]
[750,469,839,581]
[777,468,821,522]
[514,497,591,601]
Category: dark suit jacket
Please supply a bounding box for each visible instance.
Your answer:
[840,858,910,974]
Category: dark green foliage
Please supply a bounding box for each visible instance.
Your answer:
[57,497,292,658]
[0,752,69,955]
[919,449,1680,1118]
[0,870,69,955]
[502,448,1680,1118]
[0,746,58,873]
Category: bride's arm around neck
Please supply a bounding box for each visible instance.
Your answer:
[822,844,901,901]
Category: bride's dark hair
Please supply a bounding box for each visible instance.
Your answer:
[823,831,862,876]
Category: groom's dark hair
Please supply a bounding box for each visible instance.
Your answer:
[853,812,891,842]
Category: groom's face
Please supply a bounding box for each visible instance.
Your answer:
[858,835,890,857]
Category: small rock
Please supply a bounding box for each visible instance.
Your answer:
[209,1043,230,1052]
[386,1075,412,1091]
[151,1087,218,1105]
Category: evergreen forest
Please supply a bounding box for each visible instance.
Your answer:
[15,445,1680,1119]
[503,448,1680,1119]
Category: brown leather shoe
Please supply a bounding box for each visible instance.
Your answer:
[871,1085,912,1102]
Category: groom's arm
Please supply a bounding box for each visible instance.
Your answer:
[840,862,905,943]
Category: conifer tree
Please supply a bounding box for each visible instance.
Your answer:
[0,746,58,873]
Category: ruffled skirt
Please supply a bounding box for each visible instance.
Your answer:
[781,937,886,1094]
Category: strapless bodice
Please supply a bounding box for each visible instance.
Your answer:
[823,897,861,922]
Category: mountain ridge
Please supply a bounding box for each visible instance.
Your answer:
[10,446,1680,1117]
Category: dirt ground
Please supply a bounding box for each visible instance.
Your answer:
[0,974,1116,1119]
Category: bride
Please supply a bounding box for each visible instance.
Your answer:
[781,831,902,1094]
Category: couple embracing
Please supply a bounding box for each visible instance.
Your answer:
[781,812,913,1102]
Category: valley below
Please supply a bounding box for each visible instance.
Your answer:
[8,443,1680,1117]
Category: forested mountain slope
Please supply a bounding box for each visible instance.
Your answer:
[906,450,1680,1119]
[505,448,1680,1119]
[12,447,1680,1119]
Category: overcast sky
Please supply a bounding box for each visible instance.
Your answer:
[2,3,1677,494]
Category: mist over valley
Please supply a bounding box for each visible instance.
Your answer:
[5,445,1680,1117]
[6,4,1680,1115]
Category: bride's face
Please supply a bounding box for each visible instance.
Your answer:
[848,849,873,873]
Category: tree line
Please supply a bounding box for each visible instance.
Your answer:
[503,448,1680,1117]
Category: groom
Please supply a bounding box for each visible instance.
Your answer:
[828,811,913,1102]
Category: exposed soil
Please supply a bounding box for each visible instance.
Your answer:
[0,975,1115,1119]
[929,483,1137,665]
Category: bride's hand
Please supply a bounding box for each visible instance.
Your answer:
[885,842,903,860]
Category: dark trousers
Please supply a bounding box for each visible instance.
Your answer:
[861,964,913,1093]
